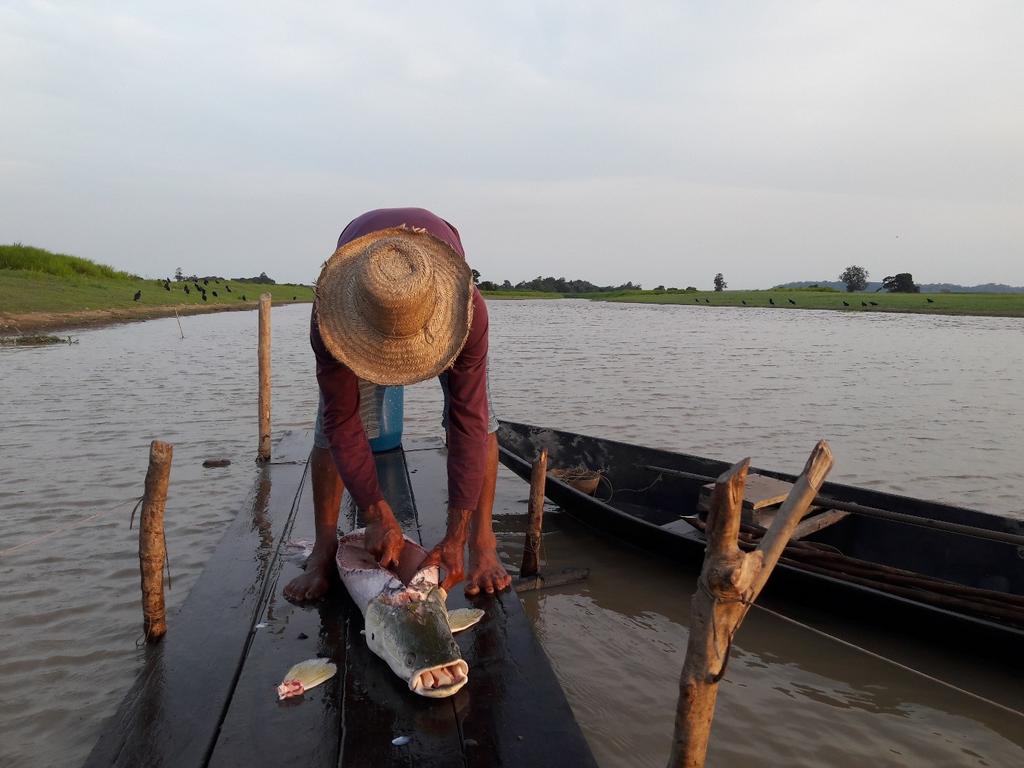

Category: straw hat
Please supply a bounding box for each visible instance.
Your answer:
[314,226,474,386]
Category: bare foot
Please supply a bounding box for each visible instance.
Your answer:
[465,538,511,596]
[283,545,337,602]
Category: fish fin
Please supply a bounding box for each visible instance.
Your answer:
[447,608,485,633]
[277,658,337,699]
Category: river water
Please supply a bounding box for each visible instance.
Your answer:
[1,301,1021,767]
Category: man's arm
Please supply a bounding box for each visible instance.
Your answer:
[424,290,491,589]
[311,309,402,567]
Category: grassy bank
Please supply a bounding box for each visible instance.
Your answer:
[480,289,565,299]
[590,289,1024,317]
[1,245,314,334]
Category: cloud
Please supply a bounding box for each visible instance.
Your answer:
[1,1,1022,285]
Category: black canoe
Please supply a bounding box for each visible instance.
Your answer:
[497,421,1024,656]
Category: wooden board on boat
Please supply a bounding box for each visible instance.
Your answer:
[86,431,596,768]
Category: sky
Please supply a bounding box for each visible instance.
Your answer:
[1,1,1022,289]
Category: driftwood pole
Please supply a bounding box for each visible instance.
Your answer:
[520,448,548,578]
[667,441,834,768]
[256,292,272,462]
[139,440,173,641]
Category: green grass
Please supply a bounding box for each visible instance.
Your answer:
[594,289,1024,317]
[0,244,314,314]
[0,243,140,280]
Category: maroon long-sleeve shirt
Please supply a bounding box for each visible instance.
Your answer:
[310,208,491,511]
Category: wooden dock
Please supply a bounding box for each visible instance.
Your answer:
[85,430,596,767]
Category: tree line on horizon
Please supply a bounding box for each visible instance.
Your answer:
[473,272,652,293]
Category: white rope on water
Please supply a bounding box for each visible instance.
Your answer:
[749,601,1024,720]
[0,496,142,557]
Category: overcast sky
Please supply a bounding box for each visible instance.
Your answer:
[2,2,1022,288]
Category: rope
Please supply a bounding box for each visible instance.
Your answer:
[0,496,142,557]
[749,601,1024,720]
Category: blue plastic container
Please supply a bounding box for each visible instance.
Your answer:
[367,385,404,452]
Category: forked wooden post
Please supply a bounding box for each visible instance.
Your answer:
[256,292,272,462]
[667,441,834,768]
[139,440,173,641]
[520,448,548,578]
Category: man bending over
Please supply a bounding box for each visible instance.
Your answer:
[284,208,511,602]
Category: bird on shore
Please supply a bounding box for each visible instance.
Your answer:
[133,290,142,301]
[164,281,171,291]
[741,300,747,305]
[788,298,796,305]
[869,301,879,306]
[212,291,218,297]
[694,298,700,304]
[203,278,209,285]
[241,294,247,301]
[202,293,208,301]
[293,295,297,301]
[926,297,934,303]
[862,301,868,307]
[842,301,849,307]
[704,298,710,304]
[769,298,775,305]
[225,284,231,292]
[184,284,190,295]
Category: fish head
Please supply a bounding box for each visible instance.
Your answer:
[364,582,468,698]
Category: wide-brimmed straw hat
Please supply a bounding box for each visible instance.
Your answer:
[314,226,474,386]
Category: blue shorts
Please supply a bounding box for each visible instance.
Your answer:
[313,370,499,449]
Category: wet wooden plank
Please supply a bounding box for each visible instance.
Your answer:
[84,430,311,768]
[90,435,595,768]
[404,445,598,768]
[338,447,466,767]
[207,469,347,768]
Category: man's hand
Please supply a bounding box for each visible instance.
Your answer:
[423,508,472,591]
[364,499,404,570]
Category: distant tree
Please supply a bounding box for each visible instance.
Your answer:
[501,279,512,289]
[471,269,480,285]
[478,280,498,291]
[174,267,184,282]
[839,265,869,292]
[713,273,727,292]
[685,286,697,293]
[881,273,920,293]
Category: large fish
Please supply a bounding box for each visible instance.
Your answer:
[336,529,483,698]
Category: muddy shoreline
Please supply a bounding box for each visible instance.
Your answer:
[0,301,311,336]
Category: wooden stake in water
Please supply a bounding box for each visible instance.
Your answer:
[667,441,833,768]
[520,448,548,578]
[139,440,173,641]
[174,308,184,339]
[257,292,272,462]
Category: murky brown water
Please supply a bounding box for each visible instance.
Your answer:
[1,301,1022,767]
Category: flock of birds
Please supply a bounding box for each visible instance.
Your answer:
[693,296,938,308]
[133,278,249,303]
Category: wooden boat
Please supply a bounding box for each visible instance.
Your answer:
[498,421,1024,656]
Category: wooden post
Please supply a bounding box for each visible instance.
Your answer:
[520,448,548,578]
[139,440,173,641]
[256,292,272,462]
[667,441,833,768]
